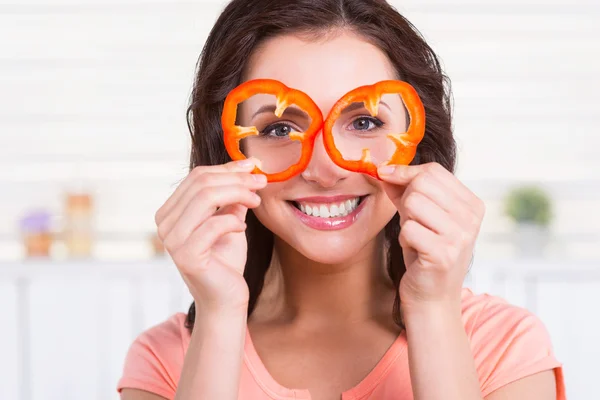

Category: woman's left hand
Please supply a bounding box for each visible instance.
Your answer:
[378,162,486,314]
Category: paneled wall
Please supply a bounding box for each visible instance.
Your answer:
[2,0,599,262]
[1,260,599,399]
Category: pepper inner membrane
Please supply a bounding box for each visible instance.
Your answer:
[329,93,410,167]
[235,93,312,175]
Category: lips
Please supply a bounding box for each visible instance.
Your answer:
[288,195,368,230]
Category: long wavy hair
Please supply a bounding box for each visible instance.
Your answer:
[184,0,456,331]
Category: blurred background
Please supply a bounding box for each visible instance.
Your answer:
[0,0,598,399]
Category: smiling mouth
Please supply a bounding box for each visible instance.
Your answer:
[289,195,368,219]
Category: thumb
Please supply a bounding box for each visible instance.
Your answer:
[377,165,423,207]
[377,164,423,184]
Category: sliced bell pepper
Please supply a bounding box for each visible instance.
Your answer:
[221,79,324,182]
[322,80,426,179]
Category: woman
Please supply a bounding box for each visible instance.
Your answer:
[118,0,565,399]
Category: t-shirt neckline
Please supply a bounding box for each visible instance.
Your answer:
[243,326,408,400]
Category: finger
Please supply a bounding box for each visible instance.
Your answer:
[417,163,481,212]
[215,203,248,221]
[398,219,441,259]
[416,165,485,227]
[377,164,428,205]
[159,170,266,235]
[400,172,477,228]
[155,158,260,225]
[378,163,428,185]
[401,170,452,212]
[170,214,246,270]
[399,191,459,238]
[161,185,261,251]
[379,162,483,224]
[383,162,479,210]
[156,159,262,225]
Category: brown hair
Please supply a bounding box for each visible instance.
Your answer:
[185,0,456,331]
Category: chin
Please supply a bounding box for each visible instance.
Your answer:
[283,233,367,265]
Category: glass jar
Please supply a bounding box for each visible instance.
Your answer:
[63,192,94,258]
[19,210,53,258]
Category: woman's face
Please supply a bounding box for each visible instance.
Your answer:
[237,30,405,264]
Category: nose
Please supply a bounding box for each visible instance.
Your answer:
[301,132,351,188]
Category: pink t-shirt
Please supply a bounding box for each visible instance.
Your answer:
[117,288,566,399]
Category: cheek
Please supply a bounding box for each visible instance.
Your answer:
[379,196,397,218]
[252,184,285,226]
[255,186,275,209]
[373,186,397,220]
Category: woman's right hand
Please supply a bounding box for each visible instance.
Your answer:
[154,159,266,314]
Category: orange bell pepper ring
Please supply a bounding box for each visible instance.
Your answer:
[322,80,426,179]
[221,79,323,183]
[222,79,425,182]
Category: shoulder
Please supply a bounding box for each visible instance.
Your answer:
[117,313,191,399]
[459,288,565,398]
[131,312,190,352]
[459,287,556,358]
[460,287,552,344]
[460,287,535,329]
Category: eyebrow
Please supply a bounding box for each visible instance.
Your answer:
[340,100,392,115]
[251,105,311,120]
[250,100,394,120]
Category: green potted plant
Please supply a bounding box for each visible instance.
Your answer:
[504,185,553,257]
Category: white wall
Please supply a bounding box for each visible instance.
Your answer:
[1,0,599,261]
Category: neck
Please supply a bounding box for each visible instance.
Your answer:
[256,232,396,328]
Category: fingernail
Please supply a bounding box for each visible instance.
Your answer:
[252,174,267,183]
[236,159,255,168]
[378,165,396,175]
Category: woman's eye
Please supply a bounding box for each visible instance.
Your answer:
[262,123,294,138]
[351,117,383,131]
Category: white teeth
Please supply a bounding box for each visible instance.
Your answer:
[345,199,352,211]
[296,197,362,219]
[312,206,320,217]
[330,204,339,217]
